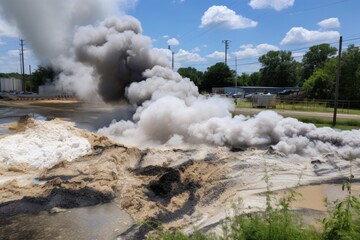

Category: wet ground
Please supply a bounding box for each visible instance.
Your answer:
[1,100,360,239]
[0,100,134,134]
[0,202,133,240]
[0,100,136,239]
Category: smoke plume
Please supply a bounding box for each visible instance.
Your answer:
[0,0,169,102]
[1,1,360,161]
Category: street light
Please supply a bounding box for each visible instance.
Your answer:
[168,45,174,70]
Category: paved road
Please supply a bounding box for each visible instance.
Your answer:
[234,108,360,120]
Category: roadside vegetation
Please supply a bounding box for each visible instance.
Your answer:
[233,99,360,130]
[235,99,360,115]
[146,159,360,240]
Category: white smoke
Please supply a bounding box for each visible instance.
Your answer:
[0,0,128,62]
[100,82,360,159]
[1,1,359,161]
[0,0,165,102]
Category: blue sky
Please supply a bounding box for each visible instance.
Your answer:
[0,0,359,74]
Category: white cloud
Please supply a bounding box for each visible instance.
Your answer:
[292,51,305,61]
[0,38,5,45]
[280,27,340,45]
[8,49,32,59]
[207,51,224,59]
[200,5,257,29]
[0,18,18,37]
[249,0,294,11]
[192,47,200,52]
[239,63,262,74]
[163,35,169,39]
[7,49,19,58]
[233,43,279,59]
[176,49,207,63]
[206,51,231,60]
[317,17,340,29]
[167,37,180,46]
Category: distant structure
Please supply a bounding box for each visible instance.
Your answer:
[19,39,26,90]
[212,86,301,96]
[0,78,22,92]
[222,40,230,65]
[38,84,73,98]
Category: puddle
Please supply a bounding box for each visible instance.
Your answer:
[278,183,360,212]
[0,101,135,134]
[0,201,134,240]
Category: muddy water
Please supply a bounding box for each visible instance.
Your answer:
[0,101,136,239]
[292,183,360,212]
[0,100,134,133]
[0,202,134,240]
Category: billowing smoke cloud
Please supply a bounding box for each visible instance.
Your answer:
[0,0,125,62]
[0,0,170,102]
[1,1,360,161]
[67,16,169,102]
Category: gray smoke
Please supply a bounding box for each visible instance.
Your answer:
[0,0,169,102]
[69,16,169,102]
[2,1,360,161]
[0,0,125,63]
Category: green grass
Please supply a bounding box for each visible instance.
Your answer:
[295,116,360,130]
[235,99,360,115]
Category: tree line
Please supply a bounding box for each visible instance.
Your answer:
[2,43,359,102]
[178,43,360,101]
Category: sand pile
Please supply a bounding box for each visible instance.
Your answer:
[0,118,359,237]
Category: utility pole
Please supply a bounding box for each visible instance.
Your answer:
[235,56,238,88]
[332,36,342,126]
[168,45,174,70]
[20,39,25,91]
[222,40,230,66]
[29,65,32,93]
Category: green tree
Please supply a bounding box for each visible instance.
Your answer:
[177,67,203,87]
[201,62,234,91]
[237,73,250,86]
[302,43,337,82]
[302,58,336,99]
[339,44,360,101]
[31,66,56,92]
[258,50,298,87]
[249,72,261,86]
[302,69,334,99]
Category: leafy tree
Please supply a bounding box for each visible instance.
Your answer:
[201,62,234,91]
[177,67,203,87]
[258,50,298,87]
[249,72,261,86]
[302,68,334,99]
[302,43,337,82]
[0,72,23,79]
[31,66,57,92]
[237,73,250,86]
[302,58,337,99]
[339,44,360,101]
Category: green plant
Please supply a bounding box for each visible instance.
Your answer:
[147,230,214,240]
[322,157,360,240]
[220,162,320,240]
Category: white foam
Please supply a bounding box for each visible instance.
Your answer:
[0,120,91,169]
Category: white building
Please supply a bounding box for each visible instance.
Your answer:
[0,78,22,92]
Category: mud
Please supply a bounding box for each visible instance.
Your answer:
[1,118,360,239]
[0,202,133,240]
[0,187,114,216]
